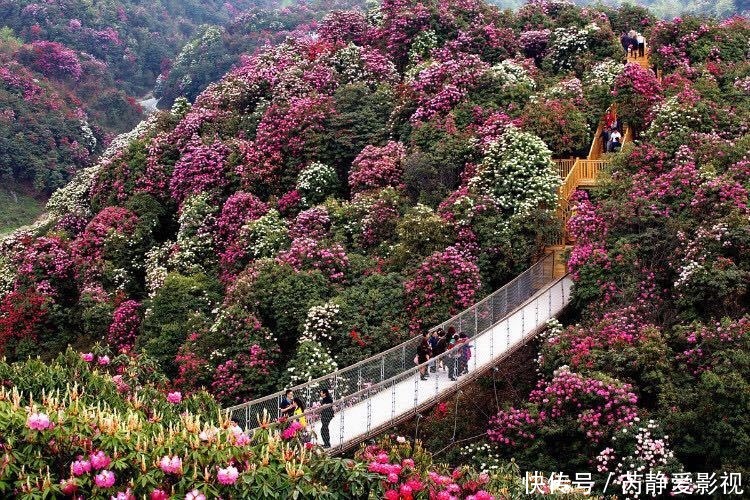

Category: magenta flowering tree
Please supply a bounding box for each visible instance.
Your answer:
[216,192,268,250]
[519,29,551,60]
[18,40,82,81]
[317,11,370,45]
[236,95,333,194]
[487,367,639,452]
[169,136,230,204]
[404,246,481,333]
[289,207,331,240]
[409,52,489,123]
[14,235,76,298]
[612,63,663,130]
[107,300,141,354]
[276,238,349,282]
[348,141,406,194]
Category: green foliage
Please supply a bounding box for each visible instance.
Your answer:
[139,272,222,376]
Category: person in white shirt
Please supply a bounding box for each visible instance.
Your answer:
[608,129,622,152]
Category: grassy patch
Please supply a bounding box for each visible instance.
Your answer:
[0,187,46,234]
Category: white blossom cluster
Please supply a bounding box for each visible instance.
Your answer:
[543,77,583,101]
[674,223,731,289]
[549,23,600,71]
[598,419,678,487]
[173,26,224,72]
[246,209,290,259]
[287,339,338,386]
[79,118,97,150]
[45,165,99,218]
[489,59,536,91]
[458,442,504,473]
[329,43,398,85]
[585,59,625,88]
[171,193,219,274]
[469,126,559,214]
[647,95,703,144]
[296,162,340,206]
[144,243,171,298]
[302,301,342,343]
[408,30,438,64]
[0,255,16,299]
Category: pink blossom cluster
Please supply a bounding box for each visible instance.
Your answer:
[361,197,400,247]
[679,317,750,375]
[236,96,332,192]
[169,136,230,204]
[107,300,141,353]
[519,29,551,59]
[217,465,239,485]
[22,41,83,81]
[349,142,406,194]
[361,444,494,500]
[281,420,303,439]
[159,455,183,475]
[277,237,349,282]
[27,411,52,431]
[0,64,44,101]
[317,11,370,45]
[410,53,489,123]
[405,246,481,333]
[217,192,268,249]
[73,206,139,264]
[377,0,431,61]
[15,236,75,296]
[488,368,639,446]
[290,207,331,240]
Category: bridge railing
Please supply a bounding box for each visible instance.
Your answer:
[224,253,557,429]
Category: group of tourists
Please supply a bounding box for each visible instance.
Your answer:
[417,326,471,381]
[620,30,646,58]
[602,108,623,153]
[279,388,335,448]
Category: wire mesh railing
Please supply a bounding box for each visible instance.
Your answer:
[224,253,557,430]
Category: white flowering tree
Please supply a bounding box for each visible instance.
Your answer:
[286,337,339,386]
[245,209,290,259]
[302,301,342,344]
[296,162,340,206]
[170,193,219,274]
[469,126,559,215]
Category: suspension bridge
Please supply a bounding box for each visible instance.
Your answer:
[225,51,651,454]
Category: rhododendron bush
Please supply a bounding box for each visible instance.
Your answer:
[0,350,544,498]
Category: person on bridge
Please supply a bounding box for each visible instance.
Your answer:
[434,329,448,372]
[418,331,431,380]
[428,329,441,373]
[293,397,307,428]
[447,337,460,381]
[458,332,471,375]
[280,390,296,418]
[319,388,334,448]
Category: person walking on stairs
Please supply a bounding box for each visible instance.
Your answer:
[636,32,646,58]
[319,388,334,448]
[417,331,431,380]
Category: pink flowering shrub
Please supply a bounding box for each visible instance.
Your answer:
[349,142,406,194]
[405,246,481,333]
[612,63,663,130]
[107,300,141,353]
[289,207,331,240]
[216,192,268,250]
[276,237,349,282]
[18,41,82,81]
[170,136,230,204]
[488,367,639,448]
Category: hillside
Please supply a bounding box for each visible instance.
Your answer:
[1,0,749,496]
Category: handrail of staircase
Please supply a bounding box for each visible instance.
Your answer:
[223,253,556,426]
